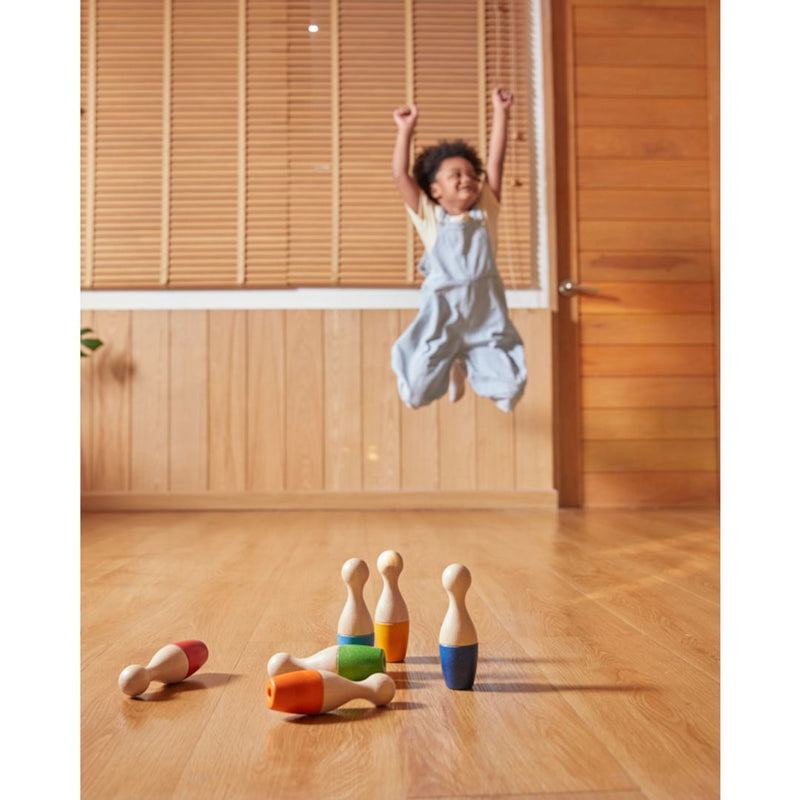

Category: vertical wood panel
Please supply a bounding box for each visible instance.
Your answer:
[513,309,554,490]
[80,310,94,491]
[208,311,248,490]
[130,311,169,491]
[285,311,324,490]
[169,311,208,492]
[476,396,515,490]
[362,310,401,490]
[399,309,439,490]
[439,381,477,491]
[324,310,362,490]
[90,310,132,490]
[246,310,285,491]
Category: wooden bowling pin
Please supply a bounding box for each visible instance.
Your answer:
[118,640,209,697]
[266,669,396,715]
[267,644,385,680]
[337,557,374,646]
[374,550,409,662]
[439,564,478,690]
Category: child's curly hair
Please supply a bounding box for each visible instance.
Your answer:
[412,139,484,203]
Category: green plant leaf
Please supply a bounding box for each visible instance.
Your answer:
[81,327,103,358]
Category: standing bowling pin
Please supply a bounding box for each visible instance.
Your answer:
[266,669,395,714]
[439,564,478,690]
[118,640,209,697]
[337,557,374,646]
[267,644,385,680]
[374,550,409,662]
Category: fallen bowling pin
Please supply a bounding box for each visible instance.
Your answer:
[439,564,478,690]
[266,669,395,715]
[374,550,409,662]
[267,644,386,680]
[337,557,374,646]
[118,640,209,697]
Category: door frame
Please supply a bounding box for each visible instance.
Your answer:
[550,0,583,507]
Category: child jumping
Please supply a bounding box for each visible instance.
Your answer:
[390,87,527,413]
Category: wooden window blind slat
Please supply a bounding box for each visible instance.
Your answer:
[92,0,162,288]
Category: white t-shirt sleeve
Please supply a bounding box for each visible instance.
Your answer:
[406,194,438,253]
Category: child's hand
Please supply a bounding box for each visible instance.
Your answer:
[492,87,514,113]
[393,105,419,132]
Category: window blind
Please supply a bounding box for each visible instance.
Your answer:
[82,0,536,289]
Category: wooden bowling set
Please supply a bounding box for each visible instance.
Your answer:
[118,551,480,715]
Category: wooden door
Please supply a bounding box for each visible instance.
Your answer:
[552,0,720,507]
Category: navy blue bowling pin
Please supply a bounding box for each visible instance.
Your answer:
[439,563,478,690]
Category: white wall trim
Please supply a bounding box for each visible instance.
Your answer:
[80,288,550,310]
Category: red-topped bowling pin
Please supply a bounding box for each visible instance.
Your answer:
[118,640,209,697]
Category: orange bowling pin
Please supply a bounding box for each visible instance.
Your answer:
[266,669,395,715]
[374,550,409,661]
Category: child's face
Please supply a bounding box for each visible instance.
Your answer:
[430,157,481,213]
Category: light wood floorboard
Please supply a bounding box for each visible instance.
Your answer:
[81,509,719,799]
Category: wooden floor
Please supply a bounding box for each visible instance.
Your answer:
[81,508,719,799]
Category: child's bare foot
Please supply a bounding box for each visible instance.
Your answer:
[449,358,467,403]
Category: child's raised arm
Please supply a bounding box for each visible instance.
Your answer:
[392,105,422,211]
[486,87,514,202]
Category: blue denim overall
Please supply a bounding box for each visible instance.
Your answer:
[391,204,527,412]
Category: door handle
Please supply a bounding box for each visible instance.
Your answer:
[557,279,599,298]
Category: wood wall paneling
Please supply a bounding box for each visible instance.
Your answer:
[476,395,514,491]
[130,310,169,491]
[439,374,478,491]
[80,310,93,491]
[208,311,248,491]
[362,310,401,491]
[246,310,286,491]
[324,310,363,490]
[90,310,132,491]
[82,309,556,507]
[399,309,440,490]
[169,311,208,492]
[285,311,325,490]
[513,309,554,490]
